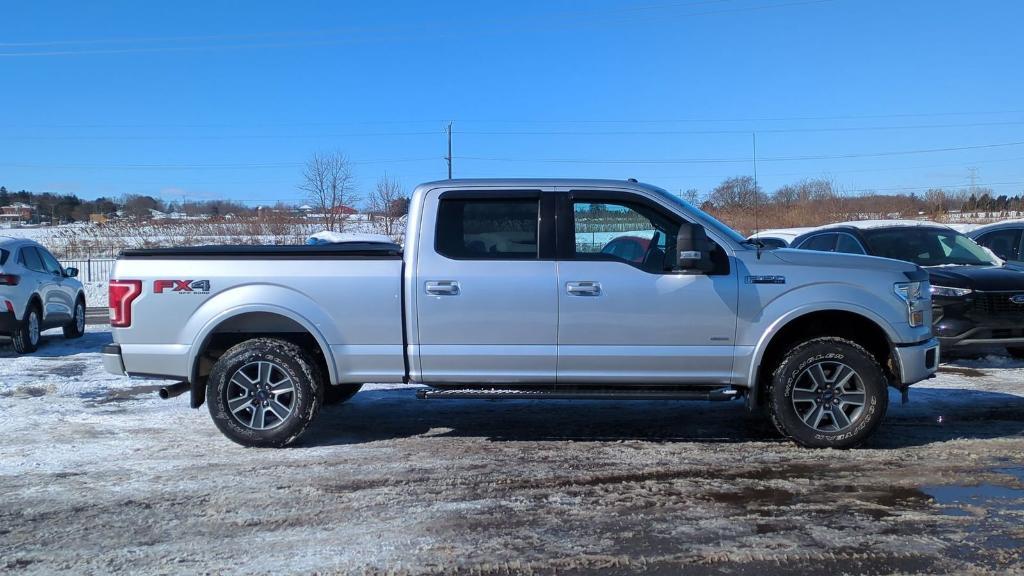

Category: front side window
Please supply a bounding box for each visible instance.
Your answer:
[38,248,64,275]
[835,234,866,255]
[976,229,1022,261]
[864,228,997,267]
[435,198,539,259]
[573,201,676,273]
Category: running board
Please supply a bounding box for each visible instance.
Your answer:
[415,387,740,401]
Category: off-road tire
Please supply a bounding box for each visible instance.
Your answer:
[1006,346,1024,360]
[207,338,323,448]
[324,383,363,405]
[11,303,41,354]
[63,297,86,339]
[767,337,888,449]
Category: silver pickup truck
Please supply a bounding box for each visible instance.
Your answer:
[102,178,939,449]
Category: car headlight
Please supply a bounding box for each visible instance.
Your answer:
[930,285,973,298]
[895,281,930,327]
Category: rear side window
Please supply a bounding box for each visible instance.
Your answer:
[18,246,45,272]
[0,248,8,266]
[799,234,836,252]
[435,198,539,259]
[976,229,1022,261]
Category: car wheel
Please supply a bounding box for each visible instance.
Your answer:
[324,383,363,405]
[1006,347,1024,360]
[207,338,323,448]
[11,304,41,354]
[63,298,86,339]
[767,337,888,449]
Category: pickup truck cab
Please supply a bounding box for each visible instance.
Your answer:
[103,179,939,448]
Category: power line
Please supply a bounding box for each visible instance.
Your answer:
[0,157,439,170]
[0,0,835,57]
[457,140,1024,165]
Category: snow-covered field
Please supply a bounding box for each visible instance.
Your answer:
[1,327,1023,574]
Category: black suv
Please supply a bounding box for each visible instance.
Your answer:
[791,222,1024,358]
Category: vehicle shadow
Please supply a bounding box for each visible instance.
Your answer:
[302,386,1024,449]
[0,330,112,359]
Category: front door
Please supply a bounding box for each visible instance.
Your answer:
[556,191,740,385]
[415,190,558,383]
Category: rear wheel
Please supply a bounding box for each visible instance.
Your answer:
[207,338,323,448]
[324,383,363,405]
[11,304,41,354]
[63,298,86,339]
[767,337,888,449]
[1006,347,1024,360]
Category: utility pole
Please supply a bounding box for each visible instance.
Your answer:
[444,122,453,179]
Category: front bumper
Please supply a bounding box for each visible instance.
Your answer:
[894,337,940,385]
[101,343,127,375]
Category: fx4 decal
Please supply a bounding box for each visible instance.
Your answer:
[154,279,211,294]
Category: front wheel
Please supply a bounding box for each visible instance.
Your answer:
[767,337,888,449]
[63,298,86,339]
[207,338,323,448]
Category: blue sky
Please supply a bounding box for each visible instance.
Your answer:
[2,0,1022,205]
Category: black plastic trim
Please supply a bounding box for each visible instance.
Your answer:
[102,343,121,355]
[119,243,402,259]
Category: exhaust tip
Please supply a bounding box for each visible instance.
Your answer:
[159,381,190,400]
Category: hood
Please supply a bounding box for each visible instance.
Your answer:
[927,265,1024,291]
[772,248,919,275]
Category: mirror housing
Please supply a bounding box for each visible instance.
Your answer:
[64,267,79,278]
[667,222,715,273]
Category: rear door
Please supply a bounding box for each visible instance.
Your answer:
[415,189,558,383]
[555,190,739,384]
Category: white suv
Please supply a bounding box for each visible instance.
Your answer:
[0,237,86,353]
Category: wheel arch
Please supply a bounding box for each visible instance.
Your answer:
[746,307,897,410]
[187,305,337,408]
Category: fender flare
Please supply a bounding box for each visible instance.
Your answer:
[744,302,897,408]
[187,302,338,387]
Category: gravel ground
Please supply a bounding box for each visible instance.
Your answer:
[1,327,1023,575]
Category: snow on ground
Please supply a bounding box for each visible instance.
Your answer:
[1,328,1023,574]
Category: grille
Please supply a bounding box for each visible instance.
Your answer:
[972,291,1024,315]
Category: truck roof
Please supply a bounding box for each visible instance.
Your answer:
[415,178,666,193]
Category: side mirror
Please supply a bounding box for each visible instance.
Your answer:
[65,267,79,278]
[666,222,715,273]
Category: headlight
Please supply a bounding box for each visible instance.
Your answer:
[930,285,973,298]
[895,281,930,327]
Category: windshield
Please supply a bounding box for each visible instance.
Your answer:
[648,186,747,246]
[863,228,997,267]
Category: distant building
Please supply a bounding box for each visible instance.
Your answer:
[0,202,35,224]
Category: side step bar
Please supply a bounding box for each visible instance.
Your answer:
[416,387,740,401]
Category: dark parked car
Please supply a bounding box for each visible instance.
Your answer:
[969,220,1024,267]
[791,221,1024,358]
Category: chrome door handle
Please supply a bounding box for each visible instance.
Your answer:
[425,280,460,296]
[566,281,601,296]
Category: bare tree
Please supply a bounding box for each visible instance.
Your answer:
[299,152,355,231]
[366,174,406,239]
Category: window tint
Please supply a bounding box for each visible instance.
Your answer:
[435,198,539,259]
[800,234,836,252]
[977,229,1022,261]
[835,234,866,255]
[19,247,45,272]
[0,248,8,266]
[38,248,64,275]
[864,228,996,266]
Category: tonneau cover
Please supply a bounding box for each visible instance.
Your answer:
[119,242,402,259]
